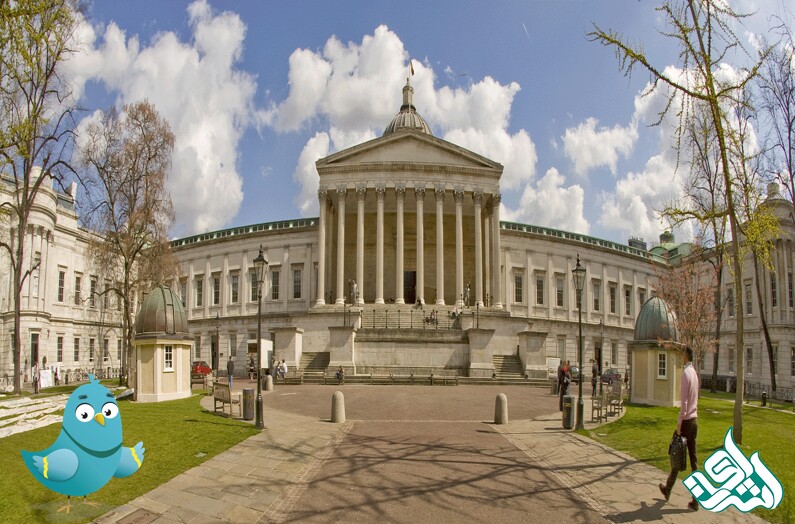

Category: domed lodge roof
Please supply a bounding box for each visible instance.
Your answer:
[633,296,678,343]
[135,285,190,339]
[382,79,433,137]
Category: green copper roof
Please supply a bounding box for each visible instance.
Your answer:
[633,296,678,342]
[135,285,189,336]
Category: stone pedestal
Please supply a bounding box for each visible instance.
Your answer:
[271,327,304,371]
[467,328,495,378]
[328,326,357,371]
[518,329,548,379]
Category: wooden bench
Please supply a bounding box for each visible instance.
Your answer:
[191,373,207,388]
[213,382,241,417]
[591,391,606,422]
[273,369,303,385]
[607,381,625,416]
[367,367,459,386]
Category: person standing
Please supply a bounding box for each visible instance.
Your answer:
[227,357,235,390]
[591,359,599,397]
[659,346,699,511]
[248,355,256,381]
[558,360,571,412]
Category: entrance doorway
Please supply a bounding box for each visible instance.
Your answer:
[404,271,416,304]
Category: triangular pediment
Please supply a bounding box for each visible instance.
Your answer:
[316,130,502,172]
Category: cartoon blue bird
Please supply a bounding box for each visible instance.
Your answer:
[21,375,144,513]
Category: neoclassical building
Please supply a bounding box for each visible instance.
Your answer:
[3,81,794,394]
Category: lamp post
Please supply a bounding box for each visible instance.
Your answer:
[253,245,268,430]
[212,313,220,376]
[571,254,586,430]
[598,318,604,397]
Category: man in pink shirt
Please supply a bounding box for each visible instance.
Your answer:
[659,346,699,511]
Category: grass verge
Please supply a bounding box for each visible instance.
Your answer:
[0,391,258,523]
[584,393,795,523]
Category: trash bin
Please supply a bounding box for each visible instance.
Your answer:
[242,388,255,420]
[562,395,575,429]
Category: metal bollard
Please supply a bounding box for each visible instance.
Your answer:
[761,391,767,407]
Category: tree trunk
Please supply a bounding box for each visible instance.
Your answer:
[752,253,777,392]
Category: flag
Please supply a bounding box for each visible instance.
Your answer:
[410,59,414,76]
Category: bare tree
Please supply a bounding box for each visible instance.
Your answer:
[77,100,177,387]
[590,0,771,444]
[0,0,79,394]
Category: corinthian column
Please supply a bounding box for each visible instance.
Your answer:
[335,187,346,305]
[356,186,366,305]
[435,186,445,305]
[376,185,385,304]
[316,189,327,305]
[473,191,483,307]
[416,186,425,304]
[455,189,464,308]
[395,185,405,304]
[492,193,503,309]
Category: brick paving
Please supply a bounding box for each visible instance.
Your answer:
[95,384,767,523]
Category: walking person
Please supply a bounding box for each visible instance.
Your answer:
[659,346,699,511]
[227,357,235,390]
[248,355,256,381]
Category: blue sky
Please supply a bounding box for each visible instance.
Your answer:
[68,0,789,245]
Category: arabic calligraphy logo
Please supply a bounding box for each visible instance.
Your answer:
[683,427,783,513]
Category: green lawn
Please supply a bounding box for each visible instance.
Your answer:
[584,394,795,523]
[0,391,259,523]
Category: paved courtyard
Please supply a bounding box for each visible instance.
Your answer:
[96,384,763,524]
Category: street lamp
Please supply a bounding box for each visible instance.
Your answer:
[598,319,604,397]
[253,245,268,430]
[571,253,586,430]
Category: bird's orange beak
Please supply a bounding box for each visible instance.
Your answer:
[94,413,105,426]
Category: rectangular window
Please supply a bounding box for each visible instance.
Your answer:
[213,274,221,305]
[557,336,566,359]
[536,275,544,305]
[745,283,752,315]
[195,277,203,307]
[194,335,201,359]
[624,287,632,316]
[32,255,40,297]
[728,346,735,373]
[230,274,239,304]
[727,286,735,317]
[180,280,187,306]
[609,284,617,314]
[104,280,111,309]
[746,347,753,374]
[57,270,66,302]
[555,276,564,307]
[250,269,259,301]
[73,338,80,362]
[293,268,302,299]
[31,333,39,365]
[229,334,237,358]
[771,277,778,308]
[164,345,173,371]
[791,348,795,377]
[117,339,122,362]
[74,274,82,305]
[89,277,98,308]
[103,338,109,362]
[772,345,778,375]
[638,289,646,306]
[592,281,601,312]
[657,352,667,378]
[89,338,95,363]
[514,273,523,303]
[57,336,63,363]
[789,273,793,308]
[612,341,618,365]
[271,269,280,300]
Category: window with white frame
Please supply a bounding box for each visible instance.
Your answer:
[771,277,777,308]
[612,341,618,365]
[727,286,735,317]
[624,286,631,316]
[789,273,793,308]
[745,283,752,315]
[746,347,753,373]
[293,267,302,299]
[212,274,221,305]
[90,277,98,308]
[89,338,95,363]
[557,336,566,359]
[555,276,564,307]
[638,288,646,306]
[117,339,122,362]
[74,274,82,305]
[103,338,109,362]
[592,281,601,311]
[657,352,667,378]
[57,336,63,362]
[57,269,66,302]
[249,269,258,302]
[609,284,617,314]
[514,272,523,303]
[271,269,280,300]
[164,345,173,371]
[230,273,239,304]
[535,274,544,305]
[772,344,778,374]
[229,333,237,357]
[728,346,735,373]
[73,338,80,362]
[791,347,795,377]
[195,276,203,307]
[180,279,187,306]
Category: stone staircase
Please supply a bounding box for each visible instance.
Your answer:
[493,354,524,379]
[299,352,330,384]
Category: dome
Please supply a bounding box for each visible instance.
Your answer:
[382,79,433,137]
[135,285,189,337]
[633,296,678,342]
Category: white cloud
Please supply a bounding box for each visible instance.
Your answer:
[293,132,331,215]
[503,167,589,235]
[64,0,256,236]
[268,25,539,211]
[562,117,637,176]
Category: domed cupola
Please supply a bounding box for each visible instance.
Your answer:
[633,295,678,343]
[382,78,433,136]
[135,285,189,338]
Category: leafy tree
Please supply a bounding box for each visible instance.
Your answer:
[0,0,79,394]
[589,0,771,444]
[77,100,177,387]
